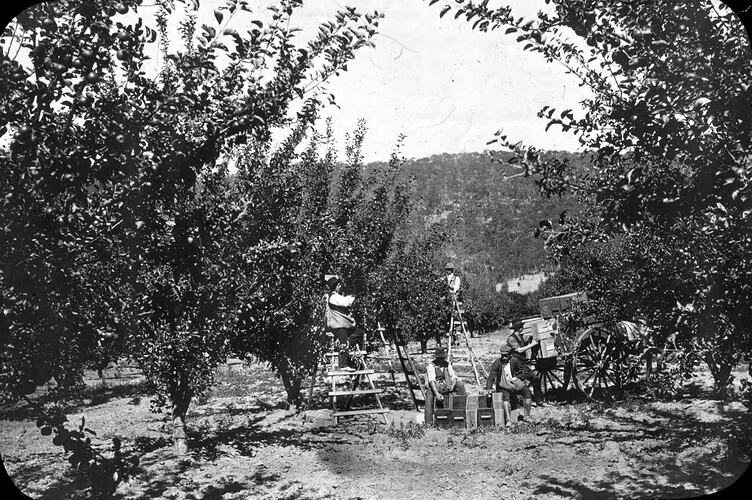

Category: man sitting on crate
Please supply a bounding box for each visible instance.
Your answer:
[325,276,364,372]
[485,344,535,425]
[426,347,467,403]
[506,317,543,404]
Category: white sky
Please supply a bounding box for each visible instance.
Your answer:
[4,0,591,162]
[291,0,590,162]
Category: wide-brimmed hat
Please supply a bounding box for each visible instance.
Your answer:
[444,262,454,270]
[433,347,447,360]
[511,318,524,332]
[500,344,512,356]
[326,276,340,291]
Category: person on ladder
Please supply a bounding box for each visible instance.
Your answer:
[444,262,462,346]
[325,276,364,372]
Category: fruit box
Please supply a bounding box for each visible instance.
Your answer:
[538,337,558,358]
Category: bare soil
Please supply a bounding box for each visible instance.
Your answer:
[2,333,751,499]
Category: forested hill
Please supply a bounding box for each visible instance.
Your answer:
[366,150,586,283]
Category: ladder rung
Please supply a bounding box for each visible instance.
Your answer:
[327,369,374,376]
[333,408,389,417]
[328,389,382,396]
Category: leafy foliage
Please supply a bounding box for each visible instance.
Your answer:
[373,226,449,348]
[230,120,413,406]
[428,0,752,387]
[2,0,381,470]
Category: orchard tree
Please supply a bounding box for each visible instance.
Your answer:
[230,120,415,406]
[373,226,450,353]
[427,0,752,388]
[1,0,381,463]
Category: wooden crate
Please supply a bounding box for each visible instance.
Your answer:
[446,394,467,410]
[477,408,495,427]
[538,337,558,358]
[434,408,466,428]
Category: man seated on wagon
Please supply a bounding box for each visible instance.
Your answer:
[485,344,535,425]
[506,317,543,404]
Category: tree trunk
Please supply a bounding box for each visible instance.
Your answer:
[420,340,428,354]
[279,367,303,411]
[172,397,191,455]
[704,351,736,392]
[306,364,318,407]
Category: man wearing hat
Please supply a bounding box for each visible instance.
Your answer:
[426,347,466,402]
[507,318,543,405]
[325,276,363,372]
[485,344,534,425]
[444,262,463,345]
[445,262,461,299]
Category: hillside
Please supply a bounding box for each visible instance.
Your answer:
[366,150,586,283]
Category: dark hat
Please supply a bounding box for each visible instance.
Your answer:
[500,344,512,356]
[445,262,455,270]
[326,276,340,291]
[511,318,524,332]
[433,347,447,359]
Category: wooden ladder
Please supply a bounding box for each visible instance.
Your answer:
[326,349,390,425]
[395,343,427,411]
[447,298,487,385]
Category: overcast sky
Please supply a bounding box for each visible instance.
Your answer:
[292,0,591,162]
[5,0,592,163]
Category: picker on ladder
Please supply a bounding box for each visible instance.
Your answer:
[325,347,389,425]
[444,263,487,385]
[322,275,389,425]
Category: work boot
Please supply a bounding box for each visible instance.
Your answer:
[502,402,513,428]
[523,398,534,423]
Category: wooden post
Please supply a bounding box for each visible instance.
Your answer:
[492,392,505,427]
[465,395,478,430]
[424,388,435,426]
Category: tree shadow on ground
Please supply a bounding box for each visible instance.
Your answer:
[183,410,354,462]
[0,380,149,421]
[533,398,752,498]
[112,460,332,500]
[7,454,92,500]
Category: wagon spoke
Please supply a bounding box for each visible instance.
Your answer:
[548,369,564,385]
[603,369,620,388]
[587,381,596,398]
[587,334,601,357]
[581,367,597,387]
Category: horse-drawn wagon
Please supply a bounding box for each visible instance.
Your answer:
[522,292,654,400]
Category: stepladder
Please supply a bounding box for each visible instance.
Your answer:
[394,342,427,411]
[446,297,488,385]
[325,348,389,425]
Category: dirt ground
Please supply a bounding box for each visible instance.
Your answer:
[2,332,751,499]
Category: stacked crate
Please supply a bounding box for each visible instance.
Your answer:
[432,393,507,428]
[434,394,469,428]
[532,321,558,359]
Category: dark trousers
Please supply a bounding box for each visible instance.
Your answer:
[512,355,542,402]
[331,327,364,368]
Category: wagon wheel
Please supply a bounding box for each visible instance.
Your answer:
[572,325,630,400]
[534,356,572,398]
